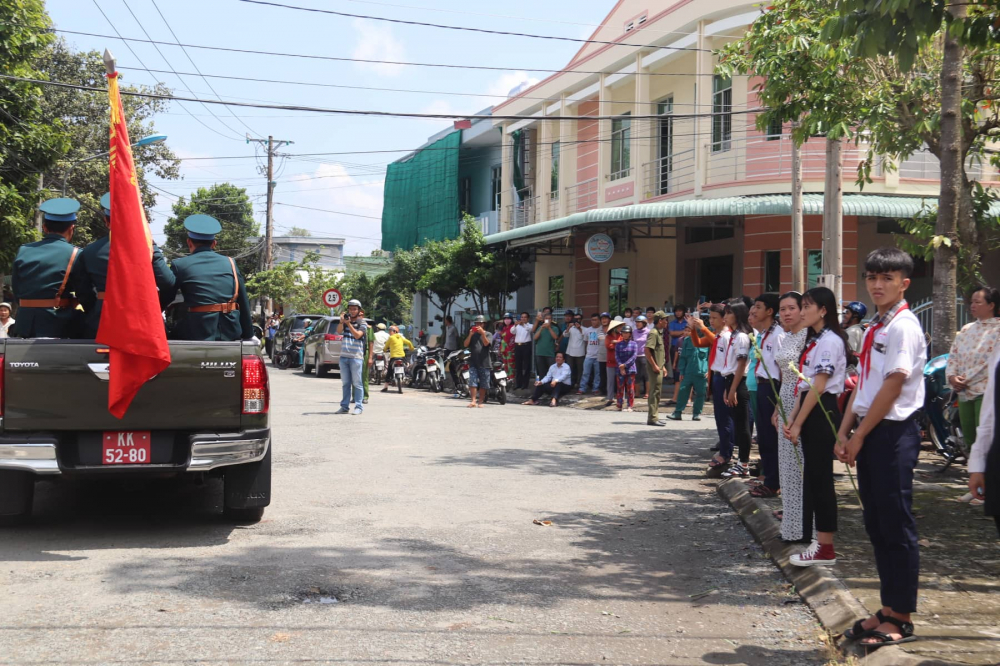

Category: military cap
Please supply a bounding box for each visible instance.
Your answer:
[654,310,667,318]
[39,197,80,223]
[100,192,111,216]
[184,214,222,240]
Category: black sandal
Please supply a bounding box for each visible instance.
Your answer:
[860,616,917,649]
[844,610,886,641]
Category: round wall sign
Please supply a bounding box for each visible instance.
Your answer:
[585,233,615,263]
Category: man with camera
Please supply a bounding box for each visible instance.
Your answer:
[464,314,493,408]
[336,299,369,415]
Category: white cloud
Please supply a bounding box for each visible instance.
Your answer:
[351,18,406,77]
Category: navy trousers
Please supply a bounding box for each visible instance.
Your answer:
[712,373,735,460]
[755,381,781,490]
[856,416,921,614]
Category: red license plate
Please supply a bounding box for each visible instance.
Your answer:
[102,431,151,465]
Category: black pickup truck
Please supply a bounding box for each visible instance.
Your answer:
[0,339,271,525]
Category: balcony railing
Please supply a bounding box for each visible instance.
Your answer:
[641,149,696,199]
[547,192,560,219]
[566,177,598,213]
[702,133,880,186]
[507,195,539,229]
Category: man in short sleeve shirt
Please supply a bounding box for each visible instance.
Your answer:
[837,247,926,647]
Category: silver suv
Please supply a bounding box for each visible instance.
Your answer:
[302,316,374,377]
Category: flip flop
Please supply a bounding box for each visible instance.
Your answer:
[860,615,916,648]
[845,611,886,641]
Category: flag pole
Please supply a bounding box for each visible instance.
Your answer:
[103,48,116,76]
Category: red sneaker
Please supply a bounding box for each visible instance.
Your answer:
[790,541,836,567]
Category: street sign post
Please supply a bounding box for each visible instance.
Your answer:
[322,288,342,312]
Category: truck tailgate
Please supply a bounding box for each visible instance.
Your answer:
[2,340,244,431]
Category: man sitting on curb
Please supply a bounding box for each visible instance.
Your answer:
[525,352,573,407]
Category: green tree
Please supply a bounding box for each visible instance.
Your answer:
[385,240,464,319]
[336,270,410,325]
[720,0,1000,351]
[245,251,339,315]
[0,0,68,275]
[163,183,260,276]
[287,226,311,236]
[37,38,180,245]
[454,217,531,320]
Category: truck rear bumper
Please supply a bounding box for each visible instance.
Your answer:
[0,430,270,475]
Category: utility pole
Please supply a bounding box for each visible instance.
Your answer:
[246,134,293,315]
[822,138,844,303]
[791,129,804,292]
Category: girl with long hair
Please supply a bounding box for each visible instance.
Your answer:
[774,291,808,541]
[782,287,849,566]
[714,299,754,478]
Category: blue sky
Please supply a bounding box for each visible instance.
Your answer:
[46,0,613,255]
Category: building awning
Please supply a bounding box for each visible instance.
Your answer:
[484,194,982,246]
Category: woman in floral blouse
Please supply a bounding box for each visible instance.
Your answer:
[947,287,1000,453]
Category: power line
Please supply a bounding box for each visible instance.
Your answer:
[236,0,714,52]
[38,27,722,77]
[148,0,264,139]
[88,0,243,142]
[274,201,381,219]
[0,73,766,121]
[117,0,246,140]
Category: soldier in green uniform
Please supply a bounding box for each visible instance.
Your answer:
[159,214,253,341]
[74,192,176,338]
[360,307,374,404]
[10,198,85,338]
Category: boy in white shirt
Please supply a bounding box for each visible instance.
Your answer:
[836,247,926,649]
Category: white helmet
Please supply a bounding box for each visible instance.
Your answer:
[348,299,362,308]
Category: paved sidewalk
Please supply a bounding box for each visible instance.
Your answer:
[742,447,1000,665]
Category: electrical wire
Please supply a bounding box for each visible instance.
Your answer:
[148,0,265,139]
[0,73,767,121]
[274,202,381,219]
[36,27,721,78]
[117,0,246,140]
[88,0,244,141]
[235,0,715,52]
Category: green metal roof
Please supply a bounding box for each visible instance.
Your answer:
[484,194,977,245]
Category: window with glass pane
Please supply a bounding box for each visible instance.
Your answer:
[712,75,732,152]
[550,142,560,197]
[766,115,782,140]
[764,251,781,292]
[657,98,674,195]
[490,165,501,211]
[459,177,471,215]
[611,113,631,180]
[548,275,565,309]
[807,250,823,288]
[609,268,629,316]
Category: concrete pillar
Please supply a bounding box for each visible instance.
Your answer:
[558,94,571,218]
[597,73,609,208]
[694,21,711,197]
[500,124,515,230]
[635,53,652,202]
[538,118,552,223]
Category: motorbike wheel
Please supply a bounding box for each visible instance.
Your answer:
[430,374,441,393]
[496,383,507,405]
[275,352,291,370]
[416,369,427,389]
[396,375,403,394]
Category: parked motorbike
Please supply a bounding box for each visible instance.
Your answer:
[921,353,965,469]
[372,351,387,385]
[426,348,445,393]
[487,349,508,405]
[273,334,304,370]
[404,346,438,390]
[446,348,470,398]
[390,356,406,393]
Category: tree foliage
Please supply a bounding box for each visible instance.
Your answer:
[163,183,260,276]
[37,38,180,245]
[0,0,68,272]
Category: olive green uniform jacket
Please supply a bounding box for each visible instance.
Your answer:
[160,246,252,341]
[10,234,84,338]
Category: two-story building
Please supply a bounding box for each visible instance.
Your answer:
[382,108,519,332]
[486,0,998,315]
[273,235,345,271]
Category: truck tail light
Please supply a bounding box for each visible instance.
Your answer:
[242,355,269,414]
[0,354,4,417]
[324,334,343,341]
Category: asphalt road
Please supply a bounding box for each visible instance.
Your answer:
[0,369,829,665]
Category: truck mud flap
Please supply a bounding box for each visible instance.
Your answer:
[223,444,271,510]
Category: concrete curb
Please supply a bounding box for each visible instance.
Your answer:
[716,478,959,666]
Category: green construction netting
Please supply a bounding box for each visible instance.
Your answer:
[381,130,462,252]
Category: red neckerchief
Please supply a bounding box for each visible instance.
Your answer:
[858,301,910,390]
[794,328,826,396]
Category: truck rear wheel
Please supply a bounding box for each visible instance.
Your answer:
[223,444,271,524]
[0,470,35,526]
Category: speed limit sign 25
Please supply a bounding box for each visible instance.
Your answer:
[323,289,342,308]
